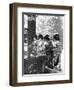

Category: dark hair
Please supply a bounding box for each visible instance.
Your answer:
[44,35,49,41]
[53,34,60,41]
[34,35,37,39]
[38,34,43,39]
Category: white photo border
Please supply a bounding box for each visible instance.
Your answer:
[17,7,70,83]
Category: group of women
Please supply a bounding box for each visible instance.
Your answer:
[28,34,62,73]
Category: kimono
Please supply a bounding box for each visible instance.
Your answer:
[52,40,62,69]
[30,40,38,57]
[36,39,48,73]
[36,39,46,57]
[45,40,54,69]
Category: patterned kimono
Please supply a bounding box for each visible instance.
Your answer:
[36,39,46,57]
[52,40,62,68]
[30,40,38,57]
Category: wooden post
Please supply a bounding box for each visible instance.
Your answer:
[28,14,36,58]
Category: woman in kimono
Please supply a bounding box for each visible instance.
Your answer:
[52,34,62,71]
[36,34,48,73]
[44,35,54,69]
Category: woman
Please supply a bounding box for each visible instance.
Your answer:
[30,35,38,57]
[36,34,48,73]
[44,35,54,69]
[52,34,62,70]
